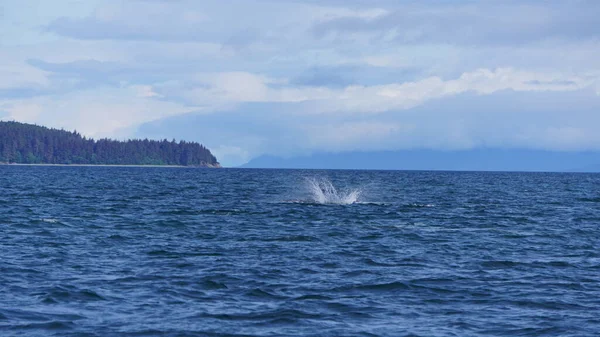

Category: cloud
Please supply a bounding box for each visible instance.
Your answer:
[136,87,600,166]
[4,0,600,166]
[44,0,319,46]
[0,88,49,100]
[291,65,357,88]
[33,1,600,84]
[0,58,49,92]
[45,1,210,42]
[211,145,252,167]
[312,2,600,46]
[290,64,422,88]
[0,85,197,137]
[305,121,411,150]
[8,63,590,150]
[151,67,598,116]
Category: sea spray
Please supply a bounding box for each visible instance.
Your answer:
[305,177,361,204]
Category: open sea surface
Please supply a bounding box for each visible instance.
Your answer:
[1,166,600,336]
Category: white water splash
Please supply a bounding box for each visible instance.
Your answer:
[306,177,361,205]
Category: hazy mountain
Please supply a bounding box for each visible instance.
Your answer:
[241,149,600,172]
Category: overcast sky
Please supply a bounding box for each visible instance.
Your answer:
[1,0,600,165]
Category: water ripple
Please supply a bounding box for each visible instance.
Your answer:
[1,167,600,336]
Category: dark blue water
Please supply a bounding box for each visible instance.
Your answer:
[1,166,600,336]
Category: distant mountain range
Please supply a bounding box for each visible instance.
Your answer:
[0,121,220,167]
[241,150,600,172]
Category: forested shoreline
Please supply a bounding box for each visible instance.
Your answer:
[0,121,220,167]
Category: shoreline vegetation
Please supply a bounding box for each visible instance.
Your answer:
[0,121,221,167]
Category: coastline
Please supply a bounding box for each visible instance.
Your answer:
[0,163,221,168]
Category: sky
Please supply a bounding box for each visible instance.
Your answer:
[1,0,600,166]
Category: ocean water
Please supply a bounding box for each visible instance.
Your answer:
[1,166,600,337]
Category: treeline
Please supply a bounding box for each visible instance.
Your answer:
[0,121,219,166]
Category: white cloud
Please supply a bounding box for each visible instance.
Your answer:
[514,126,600,151]
[134,85,162,98]
[211,145,252,166]
[175,67,597,115]
[305,121,410,150]
[0,57,50,90]
[311,2,600,46]
[0,102,42,123]
[1,85,197,137]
